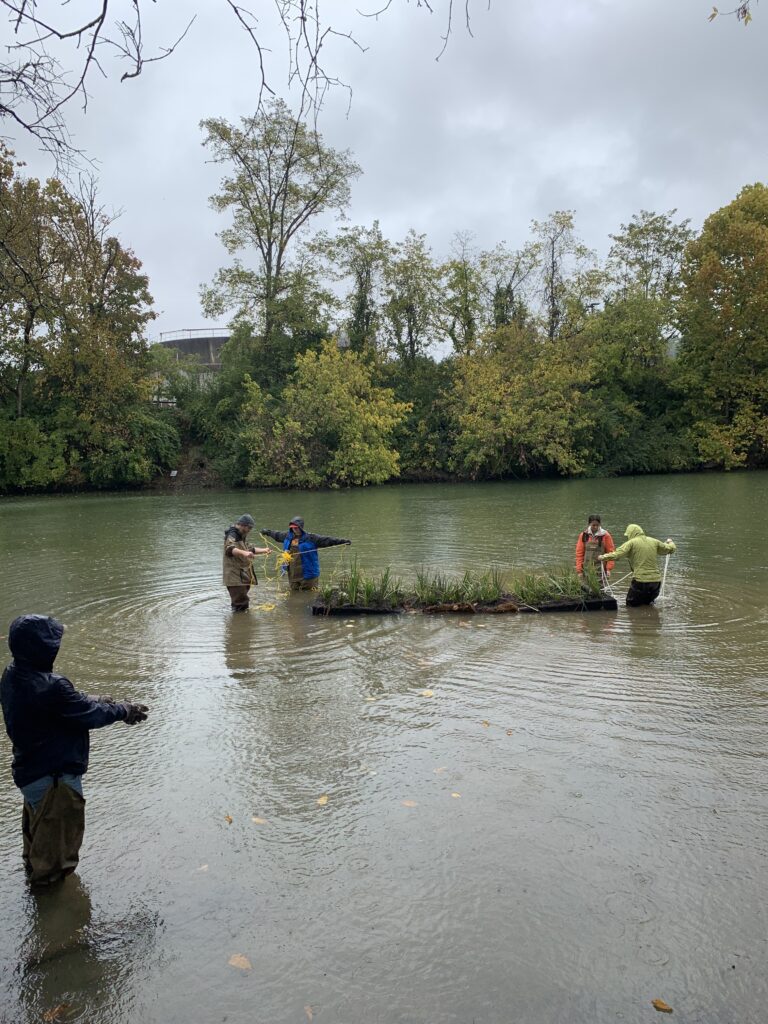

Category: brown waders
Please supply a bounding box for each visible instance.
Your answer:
[22,779,86,886]
[227,584,252,611]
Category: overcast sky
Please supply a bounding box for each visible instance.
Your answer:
[7,0,768,340]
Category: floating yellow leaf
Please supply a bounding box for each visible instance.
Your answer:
[652,999,674,1013]
[255,603,276,612]
[420,689,434,697]
[451,792,461,799]
[506,729,514,736]
[42,1006,70,1023]
[365,696,378,702]
[224,814,233,824]
[317,794,329,806]
[402,800,418,807]
[251,817,268,824]
[482,720,490,728]
[228,954,252,971]
[433,766,447,774]
[197,864,209,872]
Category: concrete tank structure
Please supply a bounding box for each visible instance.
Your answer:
[157,328,230,368]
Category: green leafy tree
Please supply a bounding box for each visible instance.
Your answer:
[238,340,410,487]
[315,221,394,352]
[438,232,485,355]
[478,241,538,331]
[0,150,72,416]
[382,230,440,362]
[677,183,768,467]
[531,211,600,341]
[451,325,593,479]
[201,99,360,355]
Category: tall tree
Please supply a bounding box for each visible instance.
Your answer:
[439,232,484,355]
[530,211,598,342]
[201,99,360,357]
[608,210,693,302]
[677,182,768,467]
[478,241,538,331]
[316,221,394,352]
[0,151,68,416]
[382,230,440,363]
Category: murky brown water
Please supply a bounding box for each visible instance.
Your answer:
[1,474,767,1023]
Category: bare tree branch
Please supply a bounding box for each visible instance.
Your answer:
[0,0,491,165]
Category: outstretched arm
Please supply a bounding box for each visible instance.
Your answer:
[54,680,129,729]
[601,539,630,563]
[305,533,351,549]
[261,529,289,543]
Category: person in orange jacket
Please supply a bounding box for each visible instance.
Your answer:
[576,514,615,577]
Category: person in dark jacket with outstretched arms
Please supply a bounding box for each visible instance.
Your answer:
[0,614,149,886]
[261,516,351,590]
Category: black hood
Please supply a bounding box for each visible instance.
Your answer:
[8,615,64,670]
[289,516,305,531]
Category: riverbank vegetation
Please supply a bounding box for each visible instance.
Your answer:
[2,101,768,494]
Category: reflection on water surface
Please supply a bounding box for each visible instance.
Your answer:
[1,475,767,1023]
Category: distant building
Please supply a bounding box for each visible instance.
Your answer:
[157,328,230,369]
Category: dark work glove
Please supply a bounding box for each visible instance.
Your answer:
[345,540,352,545]
[122,702,149,725]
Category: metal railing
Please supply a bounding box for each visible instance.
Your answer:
[158,328,230,343]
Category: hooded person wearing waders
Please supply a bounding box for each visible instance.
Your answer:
[0,615,149,886]
[261,517,351,591]
[576,514,616,579]
[223,514,270,611]
[600,525,676,606]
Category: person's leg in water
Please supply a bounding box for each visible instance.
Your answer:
[227,584,251,611]
[20,775,86,885]
[626,580,661,606]
[290,577,319,591]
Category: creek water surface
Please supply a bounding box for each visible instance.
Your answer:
[0,474,766,1024]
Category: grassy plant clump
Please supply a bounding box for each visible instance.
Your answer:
[509,564,601,606]
[317,562,606,610]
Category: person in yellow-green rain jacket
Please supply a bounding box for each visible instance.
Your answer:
[600,524,676,606]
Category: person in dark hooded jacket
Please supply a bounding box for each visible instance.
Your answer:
[261,516,351,590]
[0,614,149,885]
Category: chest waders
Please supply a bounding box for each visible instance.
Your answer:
[582,532,605,567]
[22,777,86,885]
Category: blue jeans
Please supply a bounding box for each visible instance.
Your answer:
[20,774,83,813]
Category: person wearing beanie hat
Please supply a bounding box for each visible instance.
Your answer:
[261,515,351,590]
[223,514,270,611]
[575,514,615,578]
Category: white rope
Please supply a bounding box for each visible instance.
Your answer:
[657,554,670,602]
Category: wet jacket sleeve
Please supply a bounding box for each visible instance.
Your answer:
[53,678,128,729]
[655,539,676,554]
[262,529,288,542]
[603,538,631,562]
[575,533,586,572]
[603,532,616,572]
[305,533,350,548]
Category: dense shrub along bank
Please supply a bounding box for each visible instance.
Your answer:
[3,109,768,493]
